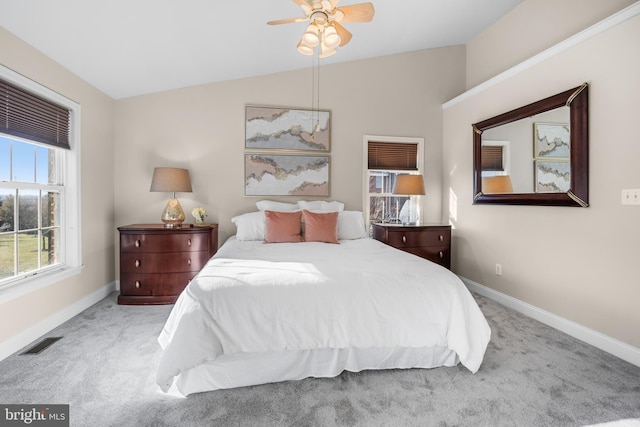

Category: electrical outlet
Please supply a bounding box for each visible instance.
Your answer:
[495,264,502,276]
[621,189,640,205]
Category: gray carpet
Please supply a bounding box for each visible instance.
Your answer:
[0,292,639,427]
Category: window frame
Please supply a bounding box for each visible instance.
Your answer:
[481,140,511,178]
[362,135,424,231]
[0,64,82,301]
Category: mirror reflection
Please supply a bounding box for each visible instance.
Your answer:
[472,83,588,207]
[481,107,570,194]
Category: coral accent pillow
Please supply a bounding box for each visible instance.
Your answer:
[303,210,339,244]
[264,210,303,243]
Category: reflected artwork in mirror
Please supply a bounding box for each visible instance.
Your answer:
[472,83,589,207]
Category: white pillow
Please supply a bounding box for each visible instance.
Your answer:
[298,200,345,212]
[337,211,367,240]
[256,200,299,212]
[231,211,265,241]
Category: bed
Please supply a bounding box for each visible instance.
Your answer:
[156,203,491,397]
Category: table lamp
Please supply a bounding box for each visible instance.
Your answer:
[482,175,513,193]
[393,174,425,225]
[150,167,192,228]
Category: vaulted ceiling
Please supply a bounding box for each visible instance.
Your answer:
[0,0,523,99]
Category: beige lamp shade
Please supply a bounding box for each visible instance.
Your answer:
[150,167,192,228]
[482,175,513,194]
[149,167,192,193]
[393,174,425,195]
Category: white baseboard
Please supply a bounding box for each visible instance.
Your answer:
[461,276,640,368]
[0,281,116,361]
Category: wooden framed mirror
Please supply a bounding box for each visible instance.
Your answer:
[472,83,589,207]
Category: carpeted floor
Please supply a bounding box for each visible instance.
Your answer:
[0,292,639,427]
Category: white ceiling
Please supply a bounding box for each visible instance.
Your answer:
[0,0,523,99]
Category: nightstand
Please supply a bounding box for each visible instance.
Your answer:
[117,224,218,305]
[371,223,451,269]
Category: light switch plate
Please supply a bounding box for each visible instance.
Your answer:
[621,189,640,205]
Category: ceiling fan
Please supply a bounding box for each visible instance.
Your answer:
[268,0,375,57]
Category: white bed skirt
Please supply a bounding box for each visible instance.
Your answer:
[165,345,459,397]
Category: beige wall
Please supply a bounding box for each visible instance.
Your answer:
[3,0,637,360]
[114,47,466,245]
[443,13,640,347]
[466,0,637,88]
[0,28,115,346]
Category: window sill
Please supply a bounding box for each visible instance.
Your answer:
[0,265,83,304]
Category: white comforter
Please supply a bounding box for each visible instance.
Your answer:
[157,237,490,393]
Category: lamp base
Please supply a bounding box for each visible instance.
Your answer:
[399,199,420,226]
[163,223,183,228]
[160,198,186,228]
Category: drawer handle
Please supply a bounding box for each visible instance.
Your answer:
[135,281,141,289]
[439,251,444,259]
[402,235,406,243]
[187,258,191,266]
[187,239,192,247]
[135,259,141,268]
[135,239,141,248]
[439,235,444,242]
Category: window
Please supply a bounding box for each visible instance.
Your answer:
[0,65,81,292]
[363,135,424,233]
[0,138,62,282]
[481,140,510,177]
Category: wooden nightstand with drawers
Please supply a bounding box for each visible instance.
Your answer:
[372,223,451,270]
[117,224,218,305]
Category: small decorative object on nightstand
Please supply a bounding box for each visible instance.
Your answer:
[372,223,451,269]
[117,223,218,305]
[191,207,207,226]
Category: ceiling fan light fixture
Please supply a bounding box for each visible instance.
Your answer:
[267,1,375,56]
[302,24,320,47]
[322,25,341,49]
[297,40,315,56]
[319,42,337,58]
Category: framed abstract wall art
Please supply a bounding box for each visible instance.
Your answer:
[534,123,570,158]
[533,123,570,193]
[245,153,330,196]
[245,106,330,152]
[535,160,570,193]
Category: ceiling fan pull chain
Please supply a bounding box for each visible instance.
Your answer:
[310,48,321,140]
[312,50,316,137]
[316,47,321,132]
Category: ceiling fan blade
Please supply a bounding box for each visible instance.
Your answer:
[267,17,308,25]
[292,0,313,17]
[336,2,374,23]
[329,0,341,8]
[334,22,352,47]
